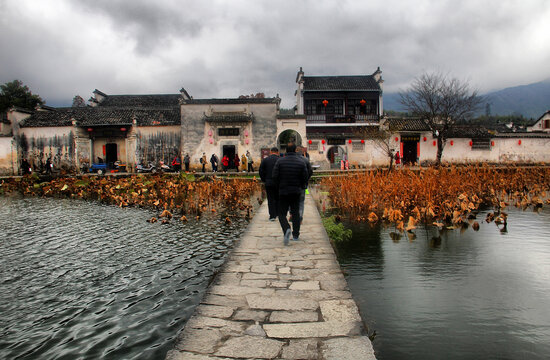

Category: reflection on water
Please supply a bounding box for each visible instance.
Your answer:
[335,207,550,360]
[0,197,248,360]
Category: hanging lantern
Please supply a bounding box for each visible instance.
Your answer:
[361,139,365,144]
[245,138,249,144]
[208,130,212,137]
[450,140,454,146]
[348,139,352,144]
[87,128,93,132]
[423,136,427,142]
[360,99,366,106]
[322,99,328,107]
[518,139,522,145]
[321,139,326,144]
[308,139,312,144]
[244,129,249,137]
[120,127,127,132]
[433,140,436,146]
[491,141,495,147]
[469,140,473,146]
[209,138,213,144]
[395,137,399,142]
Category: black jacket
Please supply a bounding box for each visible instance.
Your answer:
[272,152,308,195]
[259,154,279,187]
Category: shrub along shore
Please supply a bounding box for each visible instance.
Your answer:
[0,173,261,220]
[321,165,550,231]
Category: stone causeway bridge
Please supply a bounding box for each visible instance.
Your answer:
[166,195,376,359]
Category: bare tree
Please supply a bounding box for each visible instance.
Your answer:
[399,73,482,165]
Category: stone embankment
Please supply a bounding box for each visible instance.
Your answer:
[166,196,376,359]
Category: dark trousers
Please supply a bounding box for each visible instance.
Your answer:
[278,192,301,238]
[248,163,254,172]
[202,164,206,172]
[265,185,279,219]
[184,163,190,171]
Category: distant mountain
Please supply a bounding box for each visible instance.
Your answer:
[383,79,550,119]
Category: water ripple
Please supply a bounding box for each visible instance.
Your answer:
[0,196,248,360]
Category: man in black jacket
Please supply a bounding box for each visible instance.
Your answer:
[272,143,308,245]
[259,147,280,221]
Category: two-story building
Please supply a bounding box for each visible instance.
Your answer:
[295,67,384,168]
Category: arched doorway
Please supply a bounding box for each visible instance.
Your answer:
[277,130,302,153]
[327,146,346,169]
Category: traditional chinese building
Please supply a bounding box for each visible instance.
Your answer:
[295,67,384,168]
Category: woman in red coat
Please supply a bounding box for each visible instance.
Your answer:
[222,155,230,172]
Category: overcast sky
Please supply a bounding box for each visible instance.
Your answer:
[1,0,549,108]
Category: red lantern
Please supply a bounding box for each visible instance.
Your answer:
[361,139,365,144]
[322,99,328,107]
[423,136,427,142]
[433,140,436,146]
[518,139,522,145]
[321,139,326,144]
[87,128,93,132]
[360,99,366,106]
[395,137,399,142]
[491,141,495,146]
[450,140,454,146]
[308,139,312,144]
[469,140,473,146]
[120,127,126,132]
[348,139,352,144]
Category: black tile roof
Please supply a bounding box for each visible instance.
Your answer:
[386,118,430,132]
[303,76,381,91]
[20,107,180,127]
[446,125,493,138]
[183,98,280,105]
[98,94,181,107]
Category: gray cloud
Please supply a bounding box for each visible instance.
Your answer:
[1,0,549,109]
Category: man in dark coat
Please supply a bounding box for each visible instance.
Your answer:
[272,143,308,245]
[297,146,313,221]
[259,147,280,221]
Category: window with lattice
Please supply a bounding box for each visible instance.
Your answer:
[352,142,365,152]
[308,141,319,151]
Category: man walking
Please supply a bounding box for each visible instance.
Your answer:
[273,143,308,245]
[297,146,313,221]
[259,147,280,221]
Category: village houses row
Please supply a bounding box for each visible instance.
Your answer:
[1,67,550,175]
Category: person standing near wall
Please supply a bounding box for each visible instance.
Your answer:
[210,153,218,172]
[246,150,254,172]
[171,155,181,172]
[45,157,53,175]
[259,147,280,221]
[222,155,229,172]
[234,154,240,171]
[241,154,247,172]
[184,153,190,172]
[272,143,308,245]
[200,152,207,172]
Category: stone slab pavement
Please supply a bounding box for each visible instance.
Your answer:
[166,195,376,359]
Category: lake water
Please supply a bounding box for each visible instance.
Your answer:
[335,207,550,360]
[0,197,248,360]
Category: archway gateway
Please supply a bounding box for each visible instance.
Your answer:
[277,130,302,153]
[326,146,346,169]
